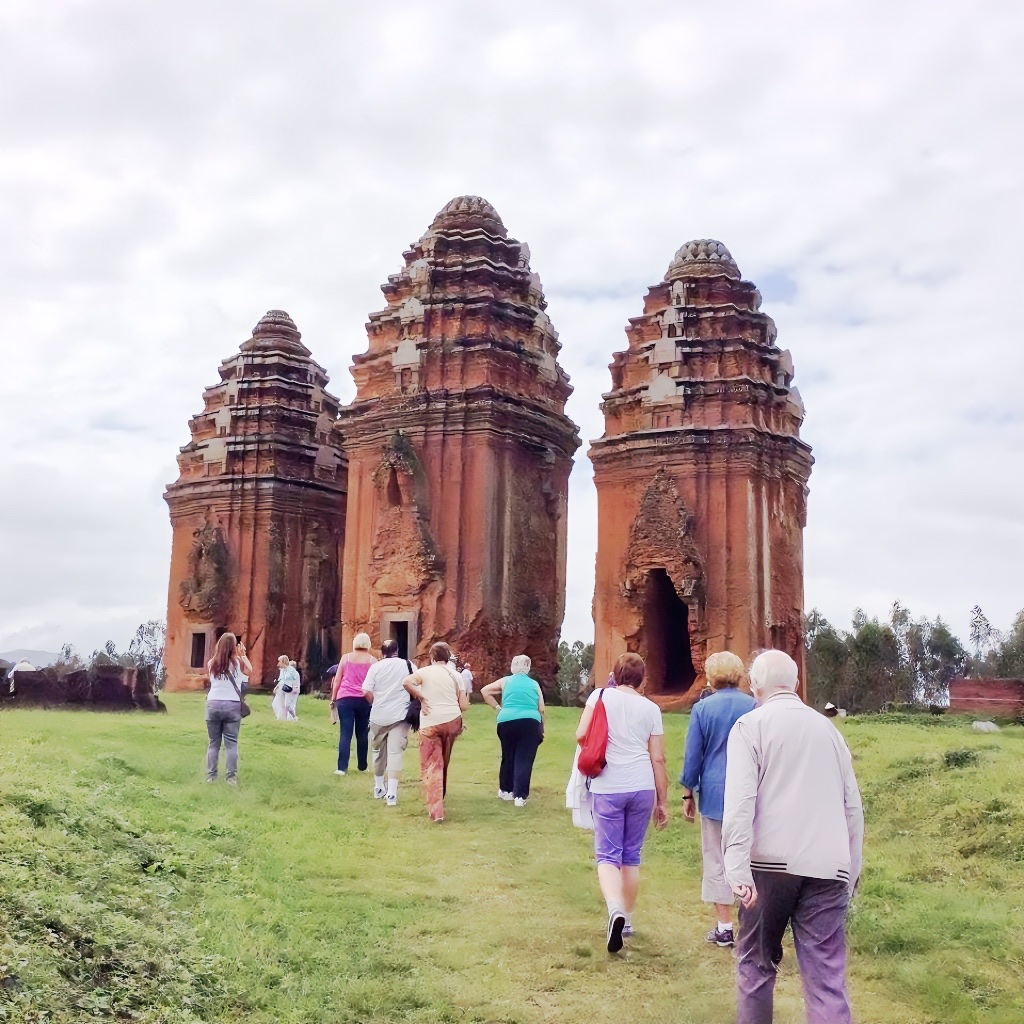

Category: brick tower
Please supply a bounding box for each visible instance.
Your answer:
[590,240,813,704]
[164,310,347,690]
[337,196,580,687]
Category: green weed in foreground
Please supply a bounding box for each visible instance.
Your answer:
[1,699,1023,1023]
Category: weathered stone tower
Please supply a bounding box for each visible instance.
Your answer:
[590,240,812,705]
[338,196,580,687]
[164,311,347,690]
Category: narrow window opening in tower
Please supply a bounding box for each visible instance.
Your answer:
[190,632,207,670]
[390,620,409,660]
[386,469,402,507]
[641,568,696,695]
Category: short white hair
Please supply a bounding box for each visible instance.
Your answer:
[353,632,371,651]
[749,650,799,694]
[277,655,290,665]
[510,654,532,675]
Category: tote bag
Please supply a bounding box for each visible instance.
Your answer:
[577,689,609,778]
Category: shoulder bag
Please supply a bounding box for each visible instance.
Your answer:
[229,670,252,719]
[577,689,609,778]
[403,660,421,730]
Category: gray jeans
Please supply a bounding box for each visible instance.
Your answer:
[206,700,242,780]
[736,871,852,1024]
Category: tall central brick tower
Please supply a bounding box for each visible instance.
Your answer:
[338,196,580,686]
[590,240,813,705]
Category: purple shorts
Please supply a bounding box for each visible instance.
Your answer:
[592,790,657,867]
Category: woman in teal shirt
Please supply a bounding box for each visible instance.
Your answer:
[481,655,545,807]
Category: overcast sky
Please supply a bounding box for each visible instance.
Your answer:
[2,0,1022,657]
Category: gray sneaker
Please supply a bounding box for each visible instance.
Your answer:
[706,926,734,947]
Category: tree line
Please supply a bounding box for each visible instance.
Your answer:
[54,619,166,684]
[805,603,1024,713]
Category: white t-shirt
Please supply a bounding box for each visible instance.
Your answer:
[207,662,244,702]
[363,657,413,727]
[460,668,474,693]
[585,686,664,794]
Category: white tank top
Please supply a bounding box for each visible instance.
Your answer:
[207,662,243,702]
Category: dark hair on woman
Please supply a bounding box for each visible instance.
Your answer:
[210,632,238,679]
[430,642,451,663]
[381,639,399,658]
[613,652,646,689]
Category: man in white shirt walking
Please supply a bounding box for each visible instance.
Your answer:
[362,640,413,806]
[460,662,474,698]
[723,650,864,1024]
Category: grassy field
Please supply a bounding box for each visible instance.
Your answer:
[1,697,1023,1024]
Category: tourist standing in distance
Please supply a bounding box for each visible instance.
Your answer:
[681,651,757,948]
[6,657,35,694]
[403,642,470,822]
[271,655,301,721]
[460,661,474,699]
[287,660,301,718]
[205,633,253,784]
[723,649,863,1024]
[363,639,413,806]
[575,653,668,952]
[480,655,545,806]
[331,634,377,775]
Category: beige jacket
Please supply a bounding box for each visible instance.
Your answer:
[723,691,864,893]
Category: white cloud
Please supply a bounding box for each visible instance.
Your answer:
[1,0,1022,653]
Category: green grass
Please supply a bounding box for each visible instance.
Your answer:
[1,699,1023,1023]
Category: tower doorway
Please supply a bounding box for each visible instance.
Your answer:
[390,620,409,660]
[641,568,696,695]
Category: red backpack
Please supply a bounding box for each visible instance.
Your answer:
[578,689,610,778]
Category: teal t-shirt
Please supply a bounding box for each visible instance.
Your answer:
[495,673,542,724]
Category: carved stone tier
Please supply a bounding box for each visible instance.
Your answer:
[338,197,580,688]
[164,311,347,690]
[590,241,812,705]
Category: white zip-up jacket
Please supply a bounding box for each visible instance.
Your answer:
[723,691,864,893]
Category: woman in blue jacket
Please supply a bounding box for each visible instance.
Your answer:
[681,651,756,948]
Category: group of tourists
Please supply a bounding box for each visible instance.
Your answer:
[567,647,863,1024]
[323,634,544,820]
[202,631,863,1024]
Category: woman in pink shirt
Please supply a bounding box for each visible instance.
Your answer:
[331,633,377,775]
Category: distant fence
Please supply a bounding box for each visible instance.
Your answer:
[948,678,1024,717]
[2,665,165,712]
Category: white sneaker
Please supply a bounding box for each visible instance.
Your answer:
[385,793,398,807]
[498,790,513,801]
[334,769,346,776]
[514,797,526,807]
[373,787,386,799]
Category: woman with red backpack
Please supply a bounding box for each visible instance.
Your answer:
[575,652,669,953]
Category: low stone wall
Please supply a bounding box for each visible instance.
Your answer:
[2,665,166,712]
[948,677,1024,716]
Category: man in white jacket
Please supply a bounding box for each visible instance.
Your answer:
[722,650,864,1024]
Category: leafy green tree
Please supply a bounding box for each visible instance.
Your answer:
[557,639,594,706]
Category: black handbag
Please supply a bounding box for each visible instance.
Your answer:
[281,684,294,693]
[402,660,420,730]
[405,699,421,731]
[229,674,251,719]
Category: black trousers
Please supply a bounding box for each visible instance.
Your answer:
[497,718,542,799]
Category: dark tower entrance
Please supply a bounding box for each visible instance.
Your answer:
[390,620,410,660]
[641,568,697,695]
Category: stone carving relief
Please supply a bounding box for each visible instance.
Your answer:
[178,518,230,621]
[370,432,443,600]
[623,470,706,604]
